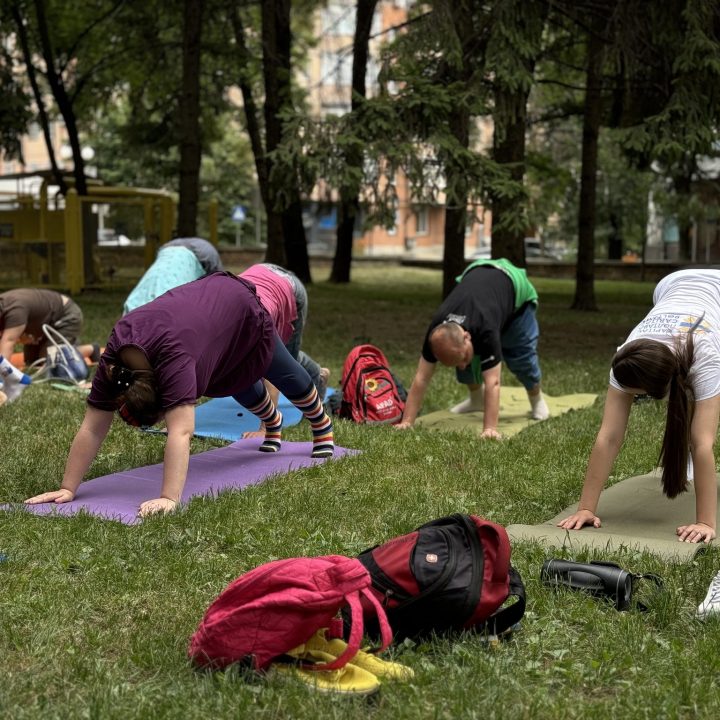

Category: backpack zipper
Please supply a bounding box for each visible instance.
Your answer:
[368,565,411,606]
[457,514,485,620]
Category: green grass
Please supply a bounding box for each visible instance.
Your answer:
[1,265,720,719]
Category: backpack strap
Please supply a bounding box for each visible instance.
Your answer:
[361,586,393,651]
[308,588,392,671]
[478,566,526,636]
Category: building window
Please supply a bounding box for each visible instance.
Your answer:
[321,4,356,36]
[465,214,475,236]
[322,102,351,116]
[388,207,399,236]
[416,207,428,235]
[321,51,353,88]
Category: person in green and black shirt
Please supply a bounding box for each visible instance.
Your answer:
[396,259,549,438]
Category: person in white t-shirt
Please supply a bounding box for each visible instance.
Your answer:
[559,269,720,544]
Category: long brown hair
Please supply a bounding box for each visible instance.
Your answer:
[106,362,161,427]
[612,334,696,498]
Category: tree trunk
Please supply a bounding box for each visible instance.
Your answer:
[442,106,470,298]
[332,201,358,284]
[11,5,66,194]
[443,202,468,299]
[261,0,310,278]
[33,0,95,283]
[177,0,204,238]
[672,170,693,261]
[330,0,378,284]
[571,22,604,312]
[283,199,311,283]
[230,7,278,260]
[489,0,547,268]
[490,85,530,268]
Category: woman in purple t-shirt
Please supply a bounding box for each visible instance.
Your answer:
[25,273,334,516]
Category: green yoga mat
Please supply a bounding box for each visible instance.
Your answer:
[414,387,597,437]
[507,470,720,562]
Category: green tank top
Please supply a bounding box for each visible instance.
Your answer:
[457,258,538,309]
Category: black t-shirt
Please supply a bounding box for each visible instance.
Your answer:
[421,266,515,372]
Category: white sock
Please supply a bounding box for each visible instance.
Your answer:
[0,355,32,386]
[450,387,484,414]
[530,392,549,420]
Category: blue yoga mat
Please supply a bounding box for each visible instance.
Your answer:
[193,388,336,442]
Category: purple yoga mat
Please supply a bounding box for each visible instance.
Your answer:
[4,439,358,525]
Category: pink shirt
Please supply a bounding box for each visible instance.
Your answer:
[239,265,296,344]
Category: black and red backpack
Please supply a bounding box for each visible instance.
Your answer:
[338,344,405,424]
[355,514,526,641]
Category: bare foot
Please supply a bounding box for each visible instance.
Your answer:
[318,367,331,400]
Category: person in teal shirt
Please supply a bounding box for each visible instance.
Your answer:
[396,258,549,437]
[123,237,223,315]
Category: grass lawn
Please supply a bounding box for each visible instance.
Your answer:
[1,264,719,719]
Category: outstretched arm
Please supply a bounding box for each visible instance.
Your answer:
[395,357,436,429]
[25,406,114,504]
[677,395,720,543]
[0,325,25,361]
[558,386,634,530]
[139,403,195,516]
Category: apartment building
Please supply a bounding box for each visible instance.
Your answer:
[301,0,491,258]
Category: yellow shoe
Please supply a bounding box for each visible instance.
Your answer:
[305,629,415,682]
[272,648,380,696]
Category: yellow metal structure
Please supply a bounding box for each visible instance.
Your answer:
[0,177,219,293]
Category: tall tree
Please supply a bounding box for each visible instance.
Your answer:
[7,0,141,283]
[177,0,205,237]
[571,7,609,311]
[7,3,63,191]
[487,0,548,267]
[330,0,378,284]
[262,0,311,281]
[231,0,313,280]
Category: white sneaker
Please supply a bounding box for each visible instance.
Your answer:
[450,397,483,414]
[697,571,720,620]
[450,387,484,414]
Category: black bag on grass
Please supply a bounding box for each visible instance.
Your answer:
[541,559,663,611]
[355,514,526,640]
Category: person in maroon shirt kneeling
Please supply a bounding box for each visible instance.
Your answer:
[25,272,334,517]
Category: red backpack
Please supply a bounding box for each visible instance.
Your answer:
[188,555,392,671]
[355,514,526,641]
[339,344,405,424]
